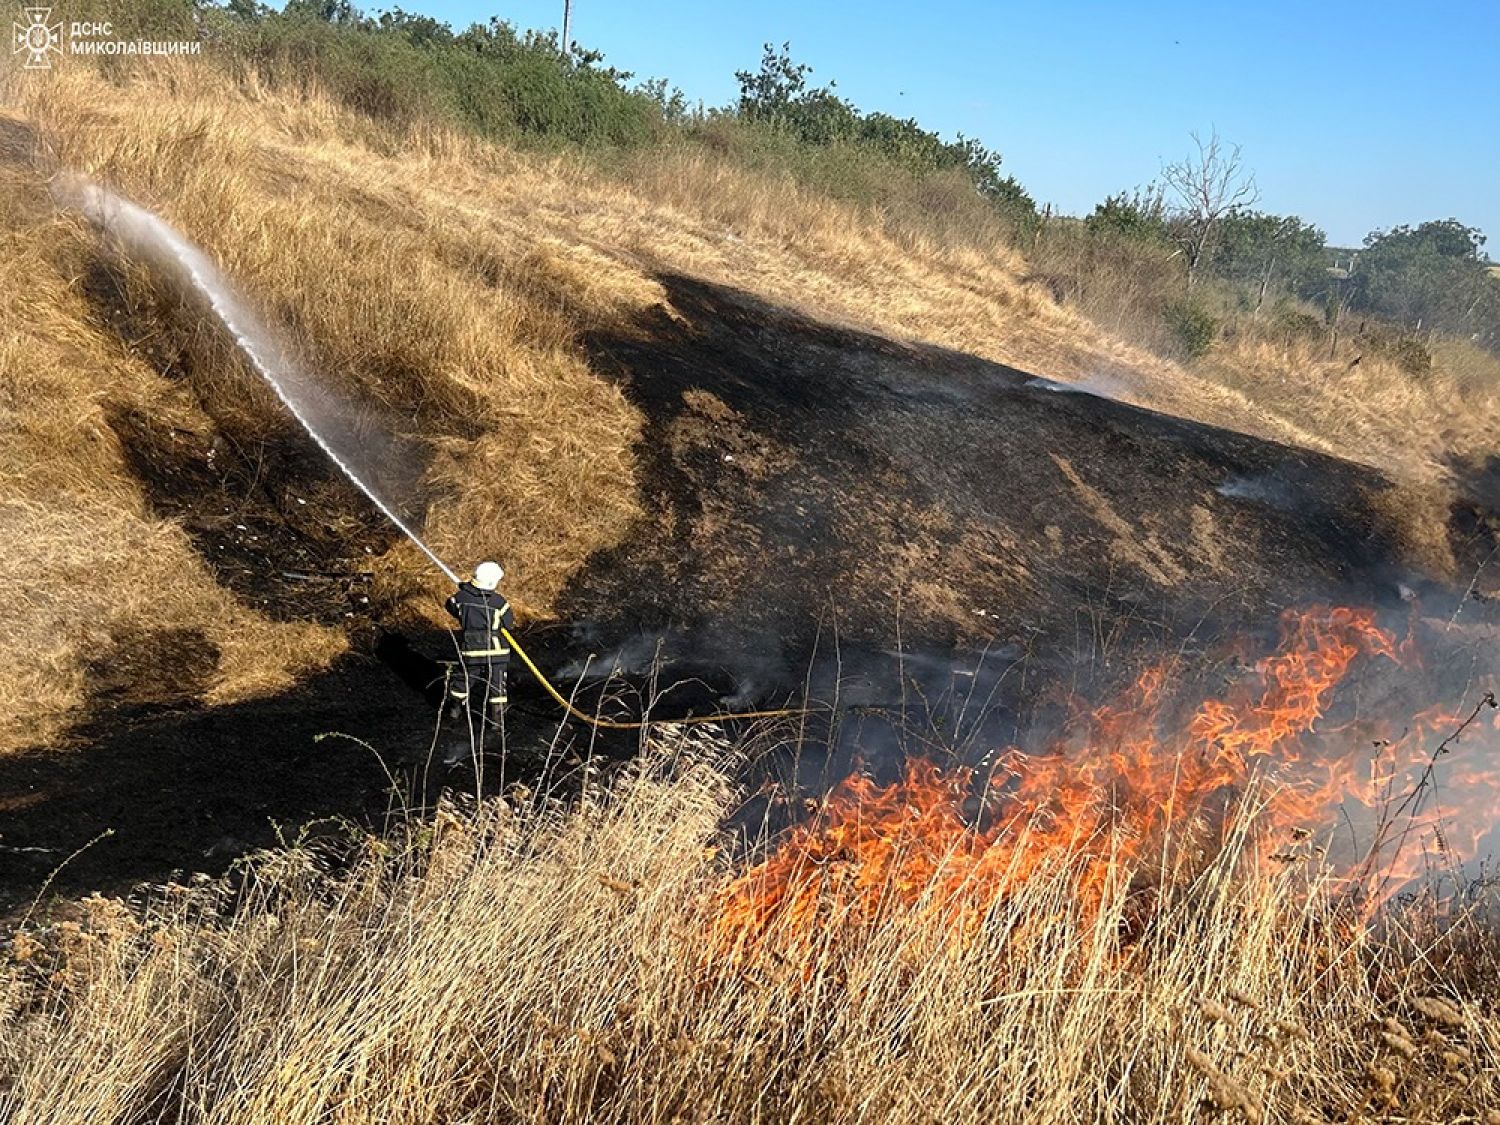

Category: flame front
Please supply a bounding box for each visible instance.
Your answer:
[713,606,1498,959]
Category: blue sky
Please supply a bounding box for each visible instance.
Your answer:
[406,0,1497,249]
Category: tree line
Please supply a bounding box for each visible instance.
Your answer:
[1085,145,1498,354]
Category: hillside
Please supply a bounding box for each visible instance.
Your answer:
[4,63,1499,757]
[0,57,1496,903]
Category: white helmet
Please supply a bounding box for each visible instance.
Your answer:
[472,561,504,590]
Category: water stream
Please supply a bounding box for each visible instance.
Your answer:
[52,175,460,585]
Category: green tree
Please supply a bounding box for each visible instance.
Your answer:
[282,0,358,25]
[1204,209,1327,310]
[1086,186,1170,242]
[732,43,1034,223]
[375,8,454,47]
[735,42,819,125]
[1352,220,1498,347]
[637,77,691,124]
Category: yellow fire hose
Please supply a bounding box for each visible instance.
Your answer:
[499,627,813,731]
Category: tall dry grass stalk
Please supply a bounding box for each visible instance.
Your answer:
[2,728,1496,1123]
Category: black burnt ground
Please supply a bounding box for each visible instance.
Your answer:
[0,633,647,914]
[105,402,397,627]
[560,273,1486,690]
[0,649,414,913]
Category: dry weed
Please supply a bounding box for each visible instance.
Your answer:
[1,732,1493,1122]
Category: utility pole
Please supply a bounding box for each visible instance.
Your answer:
[561,0,572,60]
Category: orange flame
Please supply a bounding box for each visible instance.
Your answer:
[712,606,1497,959]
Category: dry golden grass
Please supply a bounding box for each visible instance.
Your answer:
[1198,330,1500,484]
[31,60,1487,499]
[7,67,645,614]
[1,731,1496,1123]
[1030,228,1500,492]
[249,86,1500,494]
[4,51,1500,1125]
[0,146,342,753]
[1431,337,1500,408]
[0,64,647,749]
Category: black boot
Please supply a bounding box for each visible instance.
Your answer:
[440,738,476,771]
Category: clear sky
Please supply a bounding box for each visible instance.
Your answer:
[404,0,1497,249]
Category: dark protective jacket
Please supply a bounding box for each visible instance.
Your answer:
[445,582,514,658]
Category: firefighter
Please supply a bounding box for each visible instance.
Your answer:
[444,560,514,724]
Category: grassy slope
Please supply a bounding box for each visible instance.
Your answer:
[3,60,1500,1125]
[0,66,651,750]
[4,62,1499,750]
[0,111,342,753]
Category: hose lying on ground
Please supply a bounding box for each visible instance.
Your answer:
[499,627,811,731]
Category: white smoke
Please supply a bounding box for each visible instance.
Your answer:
[1023,371,1133,402]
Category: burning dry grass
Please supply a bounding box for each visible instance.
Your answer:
[1,726,1497,1123]
[2,50,1498,1125]
[710,607,1499,963]
[4,607,1500,1120]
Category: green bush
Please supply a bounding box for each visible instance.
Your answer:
[95,0,200,36]
[1274,306,1325,342]
[1085,190,1169,243]
[1385,335,1434,377]
[224,9,661,149]
[732,43,1036,229]
[199,13,1035,244]
[1164,300,1218,359]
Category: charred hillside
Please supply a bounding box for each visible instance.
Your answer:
[6,70,1500,920]
[559,273,1499,688]
[13,265,1500,911]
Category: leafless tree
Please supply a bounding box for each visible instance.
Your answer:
[1161,130,1259,287]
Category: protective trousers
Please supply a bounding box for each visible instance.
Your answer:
[451,655,508,712]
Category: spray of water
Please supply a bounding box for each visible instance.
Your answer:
[52,174,461,585]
